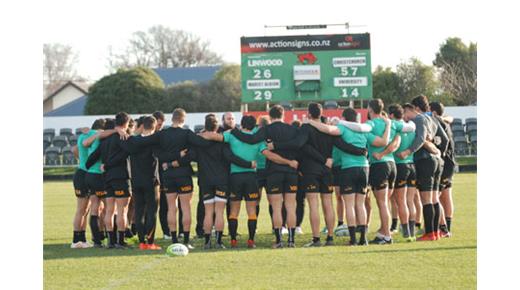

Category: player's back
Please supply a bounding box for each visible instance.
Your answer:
[265,121,299,173]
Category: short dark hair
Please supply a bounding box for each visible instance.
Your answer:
[291,120,302,128]
[342,108,357,122]
[91,118,106,130]
[205,114,218,132]
[320,116,327,123]
[172,108,186,123]
[430,101,444,116]
[269,105,284,119]
[368,99,384,114]
[142,116,157,130]
[402,103,414,111]
[104,118,116,130]
[388,104,404,119]
[308,102,322,119]
[115,112,130,126]
[411,95,430,112]
[152,111,165,122]
[241,115,257,130]
[128,118,135,127]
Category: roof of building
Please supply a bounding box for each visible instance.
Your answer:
[43,81,89,102]
[44,95,87,116]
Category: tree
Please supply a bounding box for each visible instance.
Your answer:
[43,43,79,96]
[434,37,477,105]
[396,57,443,103]
[372,66,404,105]
[109,25,223,70]
[162,81,204,113]
[204,65,242,111]
[84,67,165,114]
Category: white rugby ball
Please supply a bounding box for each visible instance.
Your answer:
[166,243,189,257]
[334,225,349,237]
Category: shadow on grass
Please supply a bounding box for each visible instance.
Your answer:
[44,232,476,261]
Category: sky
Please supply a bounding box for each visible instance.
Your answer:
[41,0,478,82]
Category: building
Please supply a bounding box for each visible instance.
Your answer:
[43,81,89,114]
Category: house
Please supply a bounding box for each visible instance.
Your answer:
[43,66,221,116]
[43,81,89,114]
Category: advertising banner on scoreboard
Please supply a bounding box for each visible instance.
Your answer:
[241,33,372,103]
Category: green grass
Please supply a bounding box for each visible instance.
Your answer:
[44,173,476,289]
[43,166,76,176]
[456,156,477,166]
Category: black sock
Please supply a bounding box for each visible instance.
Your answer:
[108,231,116,246]
[216,231,223,244]
[337,221,344,227]
[288,227,295,243]
[248,219,257,241]
[401,223,410,238]
[359,225,367,242]
[446,217,452,232]
[171,231,178,243]
[80,231,86,242]
[312,236,320,243]
[118,231,126,245]
[183,231,190,244]
[125,228,133,238]
[228,218,238,240]
[409,220,416,237]
[390,218,398,230]
[433,203,440,232]
[326,235,333,242]
[89,216,101,244]
[416,222,421,229]
[423,204,434,234]
[73,231,79,243]
[204,233,211,244]
[348,226,357,244]
[131,223,137,235]
[256,205,260,217]
[274,228,281,243]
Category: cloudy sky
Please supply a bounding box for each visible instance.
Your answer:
[42,0,478,81]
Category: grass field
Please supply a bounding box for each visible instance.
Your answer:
[44,173,476,289]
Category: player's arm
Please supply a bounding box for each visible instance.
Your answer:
[85,146,101,170]
[423,141,441,155]
[229,127,266,144]
[194,130,224,143]
[82,128,128,148]
[72,145,79,159]
[307,119,341,136]
[333,136,368,156]
[171,149,196,168]
[368,118,391,147]
[337,120,372,132]
[222,144,254,169]
[442,115,454,124]
[105,138,129,167]
[397,118,426,159]
[373,134,401,161]
[434,123,450,157]
[262,150,298,170]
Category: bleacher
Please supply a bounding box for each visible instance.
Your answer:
[451,117,477,156]
[43,118,477,166]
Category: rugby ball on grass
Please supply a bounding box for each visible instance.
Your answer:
[166,243,189,257]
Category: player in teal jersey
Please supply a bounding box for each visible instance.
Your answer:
[307,108,390,246]
[70,124,96,249]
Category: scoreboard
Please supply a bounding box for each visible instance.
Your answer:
[240,33,372,103]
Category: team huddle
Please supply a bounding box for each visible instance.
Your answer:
[69,94,456,251]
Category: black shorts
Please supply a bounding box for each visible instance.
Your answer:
[257,169,267,189]
[415,157,441,192]
[85,172,106,198]
[339,167,368,195]
[266,172,298,195]
[229,172,259,201]
[105,179,131,198]
[433,157,444,192]
[200,183,228,204]
[369,162,397,190]
[301,172,333,194]
[73,169,88,197]
[395,163,417,189]
[332,166,341,187]
[440,159,455,190]
[162,176,193,194]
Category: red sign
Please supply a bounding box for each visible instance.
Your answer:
[244,108,368,124]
